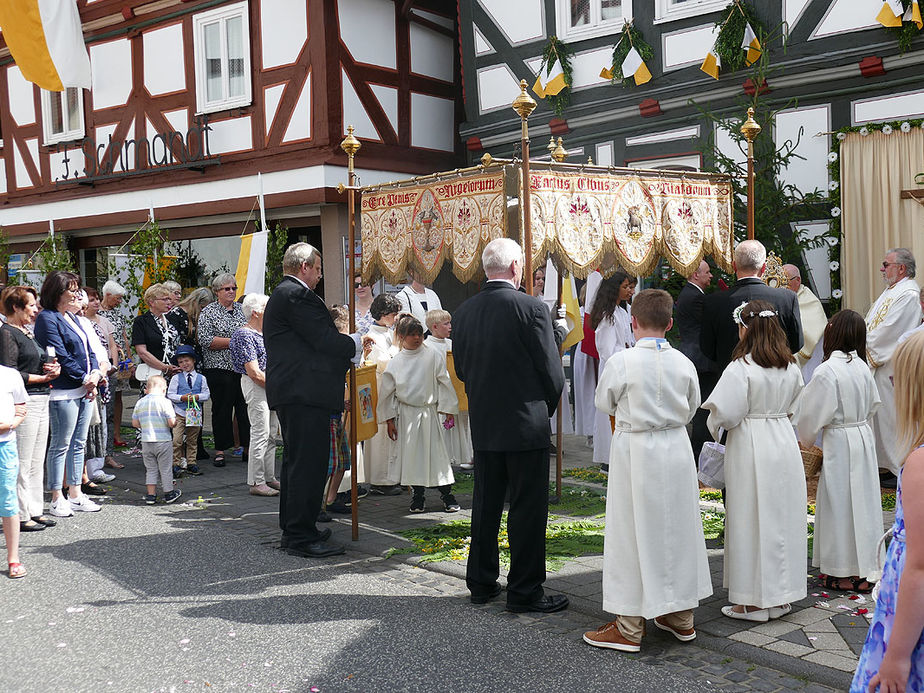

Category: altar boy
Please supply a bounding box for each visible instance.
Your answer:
[583,289,712,653]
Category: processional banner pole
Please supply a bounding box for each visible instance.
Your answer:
[340,125,361,542]
[512,80,537,295]
[555,273,563,502]
[740,107,761,241]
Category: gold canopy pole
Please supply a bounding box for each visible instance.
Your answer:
[740,107,761,241]
[512,80,537,293]
[339,125,361,542]
[549,136,566,502]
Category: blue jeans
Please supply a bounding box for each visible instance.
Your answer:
[47,397,93,491]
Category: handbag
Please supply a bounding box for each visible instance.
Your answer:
[135,362,164,382]
[185,396,203,428]
[697,428,726,489]
[88,398,101,426]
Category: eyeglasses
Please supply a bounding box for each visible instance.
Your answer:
[882,262,901,269]
[219,286,238,292]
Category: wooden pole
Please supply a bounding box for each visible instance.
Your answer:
[512,80,536,292]
[554,272,564,503]
[340,126,361,542]
[740,107,761,241]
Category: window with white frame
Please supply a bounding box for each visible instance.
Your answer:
[42,88,85,145]
[193,1,252,114]
[556,0,631,41]
[655,0,728,23]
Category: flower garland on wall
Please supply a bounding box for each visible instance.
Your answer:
[826,117,924,310]
[536,36,574,117]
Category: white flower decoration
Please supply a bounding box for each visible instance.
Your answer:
[860,127,869,136]
[882,124,893,135]
[901,122,912,133]
[831,206,841,217]
[836,132,847,141]
[827,152,838,162]
[826,236,839,247]
[829,180,839,191]
[829,260,840,271]
[832,289,843,299]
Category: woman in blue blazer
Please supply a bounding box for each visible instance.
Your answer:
[34,271,103,517]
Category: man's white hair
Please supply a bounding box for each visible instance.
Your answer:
[482,238,523,277]
[734,240,767,272]
[102,280,126,297]
[241,293,269,319]
[888,247,916,278]
[283,242,321,275]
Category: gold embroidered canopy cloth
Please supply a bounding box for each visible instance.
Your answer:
[359,162,733,284]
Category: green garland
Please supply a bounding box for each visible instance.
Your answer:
[538,36,573,117]
[608,22,654,88]
[826,118,924,311]
[713,0,767,73]
[888,0,922,53]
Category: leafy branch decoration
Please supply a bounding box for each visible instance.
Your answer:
[713,0,767,73]
[608,22,654,88]
[887,0,923,52]
[538,36,573,117]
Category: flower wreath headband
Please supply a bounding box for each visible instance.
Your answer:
[732,301,778,328]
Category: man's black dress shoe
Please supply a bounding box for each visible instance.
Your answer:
[506,594,569,613]
[470,583,503,604]
[280,528,331,549]
[286,541,346,558]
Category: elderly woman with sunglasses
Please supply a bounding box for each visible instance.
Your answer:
[197,274,250,466]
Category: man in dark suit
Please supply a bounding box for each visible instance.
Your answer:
[700,239,803,371]
[675,260,720,460]
[452,238,568,613]
[264,243,358,558]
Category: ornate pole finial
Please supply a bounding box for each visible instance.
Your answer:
[552,137,567,163]
[511,79,537,120]
[340,125,361,175]
[740,106,761,142]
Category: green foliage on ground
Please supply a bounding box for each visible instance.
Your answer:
[562,466,608,484]
[550,484,606,517]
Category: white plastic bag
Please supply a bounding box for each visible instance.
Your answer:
[697,432,726,489]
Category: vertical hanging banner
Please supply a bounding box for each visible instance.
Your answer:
[360,171,507,285]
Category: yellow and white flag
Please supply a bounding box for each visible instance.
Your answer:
[621,47,652,86]
[876,0,904,27]
[0,0,90,91]
[741,23,762,65]
[532,58,567,99]
[904,0,923,29]
[700,47,721,80]
[235,230,268,300]
[560,273,583,352]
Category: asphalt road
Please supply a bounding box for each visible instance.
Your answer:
[0,493,711,693]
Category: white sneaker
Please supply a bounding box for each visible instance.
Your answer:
[91,472,116,483]
[49,496,74,517]
[69,494,102,513]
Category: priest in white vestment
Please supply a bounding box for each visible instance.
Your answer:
[797,315,882,588]
[865,248,922,476]
[783,264,827,379]
[583,289,711,653]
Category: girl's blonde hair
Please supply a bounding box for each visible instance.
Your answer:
[894,330,924,457]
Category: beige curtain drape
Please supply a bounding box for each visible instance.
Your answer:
[842,129,924,313]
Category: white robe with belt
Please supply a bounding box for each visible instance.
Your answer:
[797,351,883,579]
[424,335,473,466]
[593,305,634,464]
[596,339,712,617]
[377,343,458,487]
[703,358,807,608]
[574,273,602,437]
[362,323,399,486]
[865,276,922,474]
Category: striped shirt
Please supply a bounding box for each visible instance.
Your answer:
[132,393,175,442]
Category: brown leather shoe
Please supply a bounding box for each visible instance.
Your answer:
[582,622,641,652]
[654,617,696,642]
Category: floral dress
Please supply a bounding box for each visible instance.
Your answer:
[851,460,924,692]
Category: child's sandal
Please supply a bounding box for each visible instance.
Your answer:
[8,562,26,579]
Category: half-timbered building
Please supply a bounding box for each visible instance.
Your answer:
[459,0,924,301]
[0,0,462,301]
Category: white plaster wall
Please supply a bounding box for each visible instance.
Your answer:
[144,24,186,95]
[411,93,454,151]
[596,142,614,167]
[12,138,39,189]
[812,0,878,38]
[474,27,493,55]
[261,0,307,68]
[714,124,746,171]
[339,0,396,69]
[207,117,254,154]
[0,161,5,194]
[794,220,833,298]
[164,109,188,135]
[478,0,544,44]
[570,46,613,90]
[410,23,454,82]
[370,84,398,134]
[7,66,36,126]
[283,77,311,142]
[662,24,720,70]
[784,0,812,30]
[476,64,521,113]
[264,83,285,137]
[626,126,700,147]
[775,105,830,196]
[853,90,924,124]
[90,39,132,109]
[342,69,380,140]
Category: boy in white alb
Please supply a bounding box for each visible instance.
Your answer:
[424,309,473,470]
[584,289,712,653]
[133,375,179,505]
